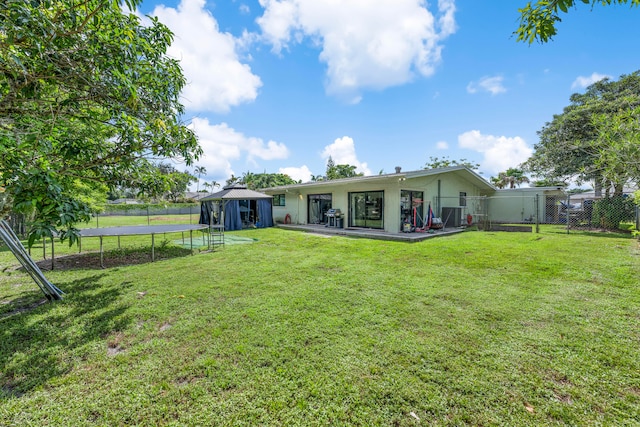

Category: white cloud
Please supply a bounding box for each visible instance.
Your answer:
[467,76,506,95]
[189,118,289,181]
[239,4,250,14]
[571,72,611,90]
[151,0,262,113]
[458,130,532,175]
[436,140,449,150]
[321,136,372,176]
[257,0,456,100]
[279,166,313,183]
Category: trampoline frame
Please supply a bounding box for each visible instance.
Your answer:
[79,224,210,268]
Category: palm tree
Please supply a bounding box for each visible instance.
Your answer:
[509,168,530,188]
[241,170,255,188]
[194,166,206,192]
[491,174,507,189]
[492,168,530,189]
[226,174,240,187]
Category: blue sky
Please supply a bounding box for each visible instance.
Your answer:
[136,0,640,188]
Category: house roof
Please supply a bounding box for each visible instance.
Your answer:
[200,183,272,201]
[494,186,566,194]
[261,166,495,192]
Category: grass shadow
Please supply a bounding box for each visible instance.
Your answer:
[544,227,636,239]
[0,274,133,397]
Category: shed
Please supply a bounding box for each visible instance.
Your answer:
[199,183,274,231]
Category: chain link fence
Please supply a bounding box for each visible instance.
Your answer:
[436,192,639,234]
[94,204,200,227]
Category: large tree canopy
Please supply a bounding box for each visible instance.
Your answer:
[325,157,363,180]
[516,0,640,43]
[522,71,640,194]
[240,171,299,190]
[0,0,201,245]
[491,168,530,189]
[423,156,480,171]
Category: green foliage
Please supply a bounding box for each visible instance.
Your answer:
[241,171,299,189]
[491,168,530,189]
[523,71,640,192]
[325,156,363,180]
[592,195,636,229]
[423,156,480,171]
[0,0,201,246]
[225,174,241,187]
[194,165,207,192]
[532,178,568,187]
[155,162,196,202]
[516,0,640,44]
[592,105,640,187]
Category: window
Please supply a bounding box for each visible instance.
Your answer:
[273,194,286,206]
[459,192,467,207]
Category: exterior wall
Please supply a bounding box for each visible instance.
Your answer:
[488,188,565,223]
[489,192,538,223]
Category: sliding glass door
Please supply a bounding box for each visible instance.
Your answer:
[349,191,384,229]
[308,194,332,224]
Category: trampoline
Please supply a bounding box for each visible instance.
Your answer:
[79,224,210,268]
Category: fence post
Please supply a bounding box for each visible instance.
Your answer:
[566,194,571,234]
[535,194,540,234]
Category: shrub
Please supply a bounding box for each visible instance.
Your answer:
[592,195,636,230]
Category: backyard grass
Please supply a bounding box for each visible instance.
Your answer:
[0,222,639,425]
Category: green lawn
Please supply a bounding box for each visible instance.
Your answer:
[1,225,639,426]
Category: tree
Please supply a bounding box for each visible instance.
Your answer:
[522,71,640,195]
[592,105,640,190]
[423,156,481,171]
[324,156,364,180]
[248,173,298,189]
[201,180,220,193]
[491,168,530,189]
[156,163,195,202]
[225,175,241,187]
[328,165,361,180]
[531,178,568,187]
[0,0,200,246]
[194,166,207,192]
[516,0,640,44]
[240,170,255,187]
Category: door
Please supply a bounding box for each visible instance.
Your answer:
[349,191,384,229]
[401,190,424,229]
[308,194,332,224]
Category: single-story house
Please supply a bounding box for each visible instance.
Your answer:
[199,183,274,231]
[261,166,497,233]
[261,167,571,232]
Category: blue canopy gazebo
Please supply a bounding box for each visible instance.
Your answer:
[199,183,274,231]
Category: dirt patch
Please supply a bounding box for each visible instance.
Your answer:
[34,247,194,271]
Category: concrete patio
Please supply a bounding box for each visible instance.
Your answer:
[276,223,466,242]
